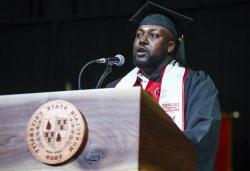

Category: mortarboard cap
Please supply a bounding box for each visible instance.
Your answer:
[129,1,194,39]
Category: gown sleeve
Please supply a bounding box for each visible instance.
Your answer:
[184,70,221,171]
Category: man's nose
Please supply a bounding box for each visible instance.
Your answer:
[139,34,149,45]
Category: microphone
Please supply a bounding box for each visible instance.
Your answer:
[95,54,125,66]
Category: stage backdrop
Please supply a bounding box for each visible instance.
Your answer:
[0,0,249,170]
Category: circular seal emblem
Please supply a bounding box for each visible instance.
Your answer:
[26,100,87,165]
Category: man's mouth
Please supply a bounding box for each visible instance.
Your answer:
[136,47,148,56]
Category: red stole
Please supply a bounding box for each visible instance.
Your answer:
[135,79,160,102]
[134,68,165,102]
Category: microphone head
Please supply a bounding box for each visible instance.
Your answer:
[115,54,125,66]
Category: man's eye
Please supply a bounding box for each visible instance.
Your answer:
[136,33,142,38]
[151,34,159,38]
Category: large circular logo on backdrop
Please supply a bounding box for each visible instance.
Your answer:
[26,100,87,165]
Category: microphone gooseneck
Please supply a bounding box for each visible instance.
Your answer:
[78,54,125,90]
[78,60,96,90]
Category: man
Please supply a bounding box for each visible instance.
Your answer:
[107,1,221,171]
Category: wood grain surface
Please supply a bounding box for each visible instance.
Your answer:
[0,87,197,171]
[139,91,197,171]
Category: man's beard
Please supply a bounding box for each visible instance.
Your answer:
[132,49,167,69]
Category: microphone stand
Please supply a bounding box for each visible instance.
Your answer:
[96,64,113,88]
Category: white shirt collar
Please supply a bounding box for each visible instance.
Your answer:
[137,72,149,89]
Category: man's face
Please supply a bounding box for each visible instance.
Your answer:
[133,25,174,69]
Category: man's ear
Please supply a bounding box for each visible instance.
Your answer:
[167,41,176,54]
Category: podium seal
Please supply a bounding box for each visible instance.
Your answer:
[26,100,87,165]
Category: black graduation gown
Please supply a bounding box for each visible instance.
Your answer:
[106,69,221,171]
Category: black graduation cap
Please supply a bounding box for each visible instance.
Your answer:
[129,1,194,39]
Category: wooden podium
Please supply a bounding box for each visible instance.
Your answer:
[0,88,197,171]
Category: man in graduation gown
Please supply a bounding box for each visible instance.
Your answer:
[106,1,221,171]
